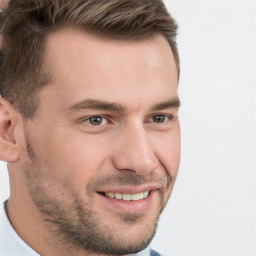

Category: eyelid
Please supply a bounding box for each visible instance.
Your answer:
[81,115,109,125]
[149,113,174,122]
[78,113,175,126]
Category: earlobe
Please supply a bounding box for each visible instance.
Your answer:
[0,98,19,163]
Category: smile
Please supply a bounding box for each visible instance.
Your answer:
[104,191,150,201]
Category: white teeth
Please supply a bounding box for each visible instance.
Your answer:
[115,193,123,200]
[108,192,115,199]
[123,194,132,201]
[104,191,150,201]
[132,192,143,200]
[143,191,149,198]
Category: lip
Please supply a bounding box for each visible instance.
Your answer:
[96,188,158,212]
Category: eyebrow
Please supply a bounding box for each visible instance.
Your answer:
[67,97,180,114]
[68,99,127,113]
[150,98,180,111]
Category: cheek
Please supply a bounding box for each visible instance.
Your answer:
[153,130,181,177]
[45,133,111,185]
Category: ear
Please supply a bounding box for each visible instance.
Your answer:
[0,97,19,162]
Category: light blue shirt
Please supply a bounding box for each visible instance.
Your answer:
[0,201,162,256]
[0,201,39,256]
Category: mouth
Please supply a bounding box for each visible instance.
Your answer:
[102,191,150,201]
[96,187,158,212]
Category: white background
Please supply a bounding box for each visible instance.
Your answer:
[0,0,256,255]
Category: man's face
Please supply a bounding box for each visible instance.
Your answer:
[21,28,180,254]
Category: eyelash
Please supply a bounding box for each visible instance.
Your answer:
[149,114,174,124]
[82,114,174,126]
[84,116,108,126]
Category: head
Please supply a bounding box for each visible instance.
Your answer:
[0,0,180,255]
[0,0,179,118]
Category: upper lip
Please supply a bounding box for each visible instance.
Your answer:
[97,185,159,194]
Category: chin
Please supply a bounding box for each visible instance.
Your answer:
[79,220,158,255]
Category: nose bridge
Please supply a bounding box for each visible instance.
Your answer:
[112,123,158,174]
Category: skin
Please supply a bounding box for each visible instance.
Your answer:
[0,0,8,9]
[0,0,8,49]
[0,28,180,256]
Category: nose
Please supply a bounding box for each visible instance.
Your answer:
[111,124,159,175]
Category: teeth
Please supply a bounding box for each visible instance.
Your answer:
[115,193,122,200]
[143,191,149,198]
[122,194,132,201]
[108,192,115,199]
[105,191,150,201]
[132,192,143,200]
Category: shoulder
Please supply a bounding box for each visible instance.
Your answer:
[137,247,166,256]
[150,248,166,256]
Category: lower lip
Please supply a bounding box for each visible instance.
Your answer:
[97,190,156,212]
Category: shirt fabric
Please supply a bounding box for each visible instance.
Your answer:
[0,201,164,256]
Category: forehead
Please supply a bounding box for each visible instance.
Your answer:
[40,28,178,111]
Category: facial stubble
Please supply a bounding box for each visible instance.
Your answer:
[24,138,174,255]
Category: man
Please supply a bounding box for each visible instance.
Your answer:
[0,0,180,255]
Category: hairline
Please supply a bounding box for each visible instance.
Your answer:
[28,26,179,120]
[42,25,179,88]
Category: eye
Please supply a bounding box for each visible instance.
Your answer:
[86,116,107,126]
[150,114,172,123]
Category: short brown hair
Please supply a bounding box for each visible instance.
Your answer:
[0,0,179,118]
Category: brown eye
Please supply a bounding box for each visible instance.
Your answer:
[150,114,173,124]
[152,115,167,123]
[88,116,105,125]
